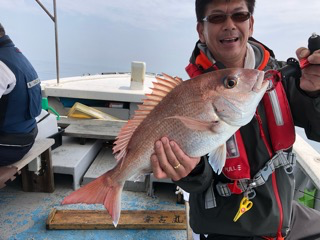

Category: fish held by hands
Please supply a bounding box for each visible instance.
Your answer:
[62,68,268,227]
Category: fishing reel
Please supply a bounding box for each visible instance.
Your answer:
[265,32,320,91]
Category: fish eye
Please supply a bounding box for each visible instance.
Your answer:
[223,76,238,89]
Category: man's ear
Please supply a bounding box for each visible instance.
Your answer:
[197,22,206,43]
[249,16,254,37]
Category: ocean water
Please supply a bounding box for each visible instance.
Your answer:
[31,59,131,81]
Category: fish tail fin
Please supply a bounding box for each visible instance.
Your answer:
[104,183,123,227]
[61,171,124,227]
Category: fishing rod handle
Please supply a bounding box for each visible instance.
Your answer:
[308,32,320,54]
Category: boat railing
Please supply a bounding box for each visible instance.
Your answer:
[293,133,320,210]
[293,133,320,189]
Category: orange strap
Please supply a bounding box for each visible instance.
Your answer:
[257,44,270,70]
[195,51,213,70]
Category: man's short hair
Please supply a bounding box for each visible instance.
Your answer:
[0,23,5,37]
[195,0,256,22]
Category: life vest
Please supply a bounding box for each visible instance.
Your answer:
[185,42,296,195]
[0,35,42,134]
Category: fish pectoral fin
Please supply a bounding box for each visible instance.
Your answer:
[208,144,227,174]
[167,116,217,132]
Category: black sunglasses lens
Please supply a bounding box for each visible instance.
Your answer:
[205,12,250,24]
[207,14,227,24]
[232,12,250,22]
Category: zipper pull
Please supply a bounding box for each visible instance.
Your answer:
[233,196,253,222]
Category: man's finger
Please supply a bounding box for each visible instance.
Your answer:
[308,49,320,64]
[296,47,310,60]
[161,137,181,168]
[151,154,168,179]
[170,140,201,173]
[169,141,187,163]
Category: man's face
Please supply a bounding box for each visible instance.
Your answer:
[197,0,254,67]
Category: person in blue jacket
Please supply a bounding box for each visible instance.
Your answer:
[0,23,42,170]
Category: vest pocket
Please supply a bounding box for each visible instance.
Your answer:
[27,78,42,118]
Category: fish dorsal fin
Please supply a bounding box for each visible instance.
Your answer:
[112,73,183,162]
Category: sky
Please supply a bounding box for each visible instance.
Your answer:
[1,0,320,81]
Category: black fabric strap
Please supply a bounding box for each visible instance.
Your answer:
[0,94,9,128]
[203,62,226,73]
[0,126,38,146]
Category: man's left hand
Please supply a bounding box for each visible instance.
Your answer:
[296,48,320,92]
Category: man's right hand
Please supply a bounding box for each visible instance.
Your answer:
[151,137,201,181]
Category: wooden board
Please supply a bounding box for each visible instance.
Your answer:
[3,138,56,192]
[57,118,127,128]
[63,120,126,140]
[10,138,55,171]
[46,209,186,230]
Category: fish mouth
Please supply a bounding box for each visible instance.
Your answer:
[252,71,268,93]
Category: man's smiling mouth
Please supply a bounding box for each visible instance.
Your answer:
[220,37,239,43]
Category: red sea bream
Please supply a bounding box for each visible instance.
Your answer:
[62,68,268,226]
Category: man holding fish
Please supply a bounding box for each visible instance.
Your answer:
[62,0,320,239]
[151,0,320,239]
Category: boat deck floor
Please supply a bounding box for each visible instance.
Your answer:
[0,174,186,240]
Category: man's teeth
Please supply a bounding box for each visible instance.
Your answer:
[221,38,238,43]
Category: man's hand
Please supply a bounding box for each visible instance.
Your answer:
[151,137,200,181]
[296,47,320,92]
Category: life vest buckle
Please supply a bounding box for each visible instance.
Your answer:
[260,164,274,182]
[216,182,232,197]
[245,188,256,199]
[284,152,296,174]
[215,151,296,198]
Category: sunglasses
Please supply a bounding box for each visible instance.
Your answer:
[202,11,251,24]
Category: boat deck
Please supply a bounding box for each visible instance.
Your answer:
[0,174,186,240]
[41,73,156,103]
